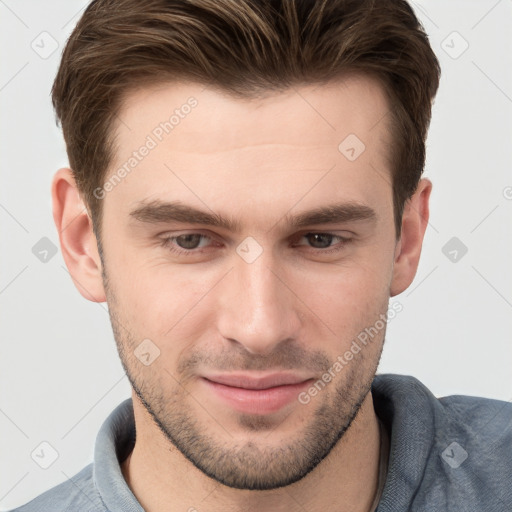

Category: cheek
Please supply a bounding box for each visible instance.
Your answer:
[111,260,220,340]
[293,255,393,338]
[104,219,395,348]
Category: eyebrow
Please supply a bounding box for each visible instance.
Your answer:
[286,203,377,228]
[129,200,377,231]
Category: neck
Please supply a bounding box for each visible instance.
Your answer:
[122,390,382,512]
[121,393,380,512]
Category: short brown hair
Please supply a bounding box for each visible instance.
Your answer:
[52,0,440,239]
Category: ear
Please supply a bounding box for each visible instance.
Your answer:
[52,168,106,302]
[390,178,432,297]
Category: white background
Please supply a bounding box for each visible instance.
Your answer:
[1,0,511,509]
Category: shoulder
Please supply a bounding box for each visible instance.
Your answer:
[373,373,512,443]
[8,464,107,512]
[372,374,512,512]
[435,391,512,469]
[373,374,512,511]
[432,388,512,464]
[426,393,512,511]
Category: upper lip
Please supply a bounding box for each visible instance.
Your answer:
[202,373,313,390]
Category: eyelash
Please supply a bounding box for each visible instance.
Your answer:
[159,232,352,256]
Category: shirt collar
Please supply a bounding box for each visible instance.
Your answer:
[91,374,438,512]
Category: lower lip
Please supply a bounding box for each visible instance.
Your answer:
[201,378,312,415]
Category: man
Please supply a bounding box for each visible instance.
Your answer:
[11,0,511,511]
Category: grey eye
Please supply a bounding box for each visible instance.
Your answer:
[305,233,335,249]
[175,234,203,249]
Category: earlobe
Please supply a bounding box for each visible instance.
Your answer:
[390,178,432,297]
[52,168,106,303]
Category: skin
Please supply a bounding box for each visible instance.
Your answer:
[52,75,431,512]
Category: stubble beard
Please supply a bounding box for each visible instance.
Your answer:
[103,268,384,490]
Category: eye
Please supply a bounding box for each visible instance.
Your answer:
[295,232,352,253]
[305,233,337,249]
[158,231,353,258]
[160,233,215,255]
[173,233,209,249]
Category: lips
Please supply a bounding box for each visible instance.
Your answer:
[203,372,312,389]
[200,372,314,415]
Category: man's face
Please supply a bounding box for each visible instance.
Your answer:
[100,76,397,489]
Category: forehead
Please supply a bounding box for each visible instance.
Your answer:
[105,75,393,226]
[114,75,391,153]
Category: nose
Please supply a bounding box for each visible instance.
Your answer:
[216,249,302,356]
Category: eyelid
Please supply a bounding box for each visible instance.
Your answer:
[292,232,353,251]
[158,229,217,242]
[159,230,352,244]
[159,230,353,259]
[292,229,354,243]
[159,231,218,250]
[294,228,354,237]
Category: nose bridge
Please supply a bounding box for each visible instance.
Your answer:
[217,249,300,355]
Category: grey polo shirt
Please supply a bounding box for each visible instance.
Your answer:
[10,374,512,511]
